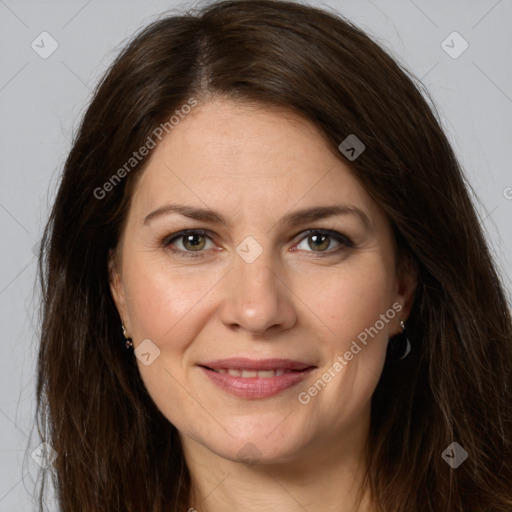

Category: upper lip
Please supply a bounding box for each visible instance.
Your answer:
[198,358,315,371]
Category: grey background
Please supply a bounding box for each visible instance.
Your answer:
[0,0,511,510]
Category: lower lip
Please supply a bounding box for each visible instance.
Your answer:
[199,366,315,399]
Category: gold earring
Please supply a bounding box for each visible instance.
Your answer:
[121,324,133,349]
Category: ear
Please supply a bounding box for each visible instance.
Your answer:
[392,253,418,335]
[108,248,130,331]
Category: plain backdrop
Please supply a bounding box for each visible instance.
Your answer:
[0,0,511,510]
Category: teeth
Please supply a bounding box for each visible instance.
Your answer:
[212,368,294,378]
[256,370,275,378]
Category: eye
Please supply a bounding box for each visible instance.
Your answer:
[294,229,354,254]
[163,230,214,257]
[161,229,354,258]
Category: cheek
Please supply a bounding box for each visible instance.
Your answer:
[121,259,215,429]
[297,260,394,426]
[306,257,395,345]
[123,257,217,342]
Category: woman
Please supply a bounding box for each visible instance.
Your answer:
[34,0,512,510]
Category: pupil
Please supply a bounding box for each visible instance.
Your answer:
[185,234,204,250]
[311,234,328,250]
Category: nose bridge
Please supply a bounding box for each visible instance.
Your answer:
[220,236,295,334]
[234,237,280,310]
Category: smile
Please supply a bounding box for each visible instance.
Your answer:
[197,358,316,399]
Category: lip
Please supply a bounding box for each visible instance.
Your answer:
[199,358,312,371]
[197,358,316,399]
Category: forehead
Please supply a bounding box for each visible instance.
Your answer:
[127,99,380,225]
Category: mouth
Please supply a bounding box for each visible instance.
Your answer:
[197,358,316,399]
[204,368,301,377]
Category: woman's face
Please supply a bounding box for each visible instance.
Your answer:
[110,98,414,464]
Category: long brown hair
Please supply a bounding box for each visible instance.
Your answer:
[33,0,512,510]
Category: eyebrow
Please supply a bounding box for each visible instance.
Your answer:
[143,203,373,231]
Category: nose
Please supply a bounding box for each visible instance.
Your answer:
[219,246,297,336]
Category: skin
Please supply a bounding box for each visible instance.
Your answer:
[109,98,416,512]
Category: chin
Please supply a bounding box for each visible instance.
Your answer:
[194,420,311,466]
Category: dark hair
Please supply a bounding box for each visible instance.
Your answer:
[34,0,512,510]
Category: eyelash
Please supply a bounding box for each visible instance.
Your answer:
[161,229,354,259]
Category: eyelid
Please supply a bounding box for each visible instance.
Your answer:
[162,228,354,258]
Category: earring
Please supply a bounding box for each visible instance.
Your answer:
[122,324,133,350]
[388,320,411,360]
